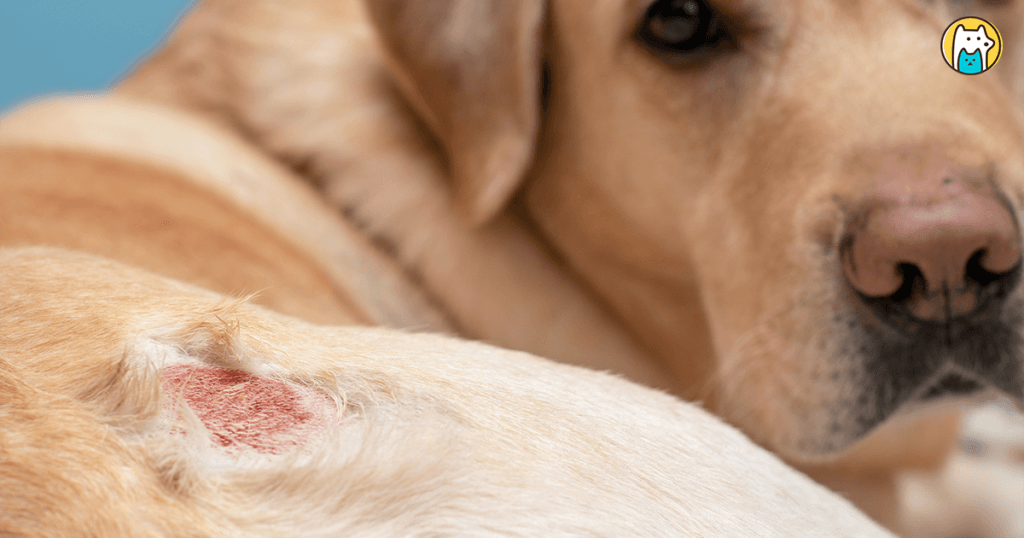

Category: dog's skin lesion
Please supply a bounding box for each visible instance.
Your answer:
[2,246,905,537]
[12,0,1018,534]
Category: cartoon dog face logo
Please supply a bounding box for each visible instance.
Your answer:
[954,25,994,72]
[942,18,1003,75]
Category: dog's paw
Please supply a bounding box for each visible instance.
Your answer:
[899,399,1024,538]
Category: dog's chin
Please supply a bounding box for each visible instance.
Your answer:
[800,379,1007,458]
[717,278,1024,462]
[767,301,1023,461]
[784,316,1024,461]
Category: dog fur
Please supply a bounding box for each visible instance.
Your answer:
[0,96,900,536]
[112,0,1024,531]
[0,246,898,536]
[3,0,1024,534]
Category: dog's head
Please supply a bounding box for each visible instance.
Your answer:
[364,0,1024,461]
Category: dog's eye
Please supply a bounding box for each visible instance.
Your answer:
[635,0,730,57]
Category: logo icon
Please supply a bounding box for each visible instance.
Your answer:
[942,17,1002,74]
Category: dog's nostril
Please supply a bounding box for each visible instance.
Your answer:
[888,263,921,303]
[842,191,1022,321]
[966,248,1006,287]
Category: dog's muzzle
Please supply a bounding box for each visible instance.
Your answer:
[837,174,1024,439]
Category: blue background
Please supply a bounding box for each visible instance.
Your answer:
[0,0,196,114]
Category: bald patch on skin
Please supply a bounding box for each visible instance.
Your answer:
[161,363,337,456]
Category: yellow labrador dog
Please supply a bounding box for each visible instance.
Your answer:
[109,0,1024,531]
[1,243,903,537]
[0,101,899,535]
[0,96,901,536]
[5,0,1024,534]
[1,246,899,538]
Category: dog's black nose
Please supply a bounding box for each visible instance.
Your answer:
[842,186,1022,323]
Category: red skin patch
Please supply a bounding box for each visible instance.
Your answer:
[162,364,329,455]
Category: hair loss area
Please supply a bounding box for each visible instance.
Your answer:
[161,363,336,456]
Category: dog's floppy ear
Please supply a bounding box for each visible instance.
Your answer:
[364,0,546,225]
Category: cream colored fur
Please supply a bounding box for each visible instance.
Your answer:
[0,96,446,330]
[112,0,1024,533]
[0,95,895,535]
[0,246,897,536]
[3,0,1024,535]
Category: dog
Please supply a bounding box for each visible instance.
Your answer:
[4,0,1024,534]
[0,96,901,535]
[0,244,901,536]
[0,94,900,536]
[109,0,1024,532]
[953,24,996,74]
[0,91,907,535]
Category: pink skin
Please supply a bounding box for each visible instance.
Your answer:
[162,364,336,455]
